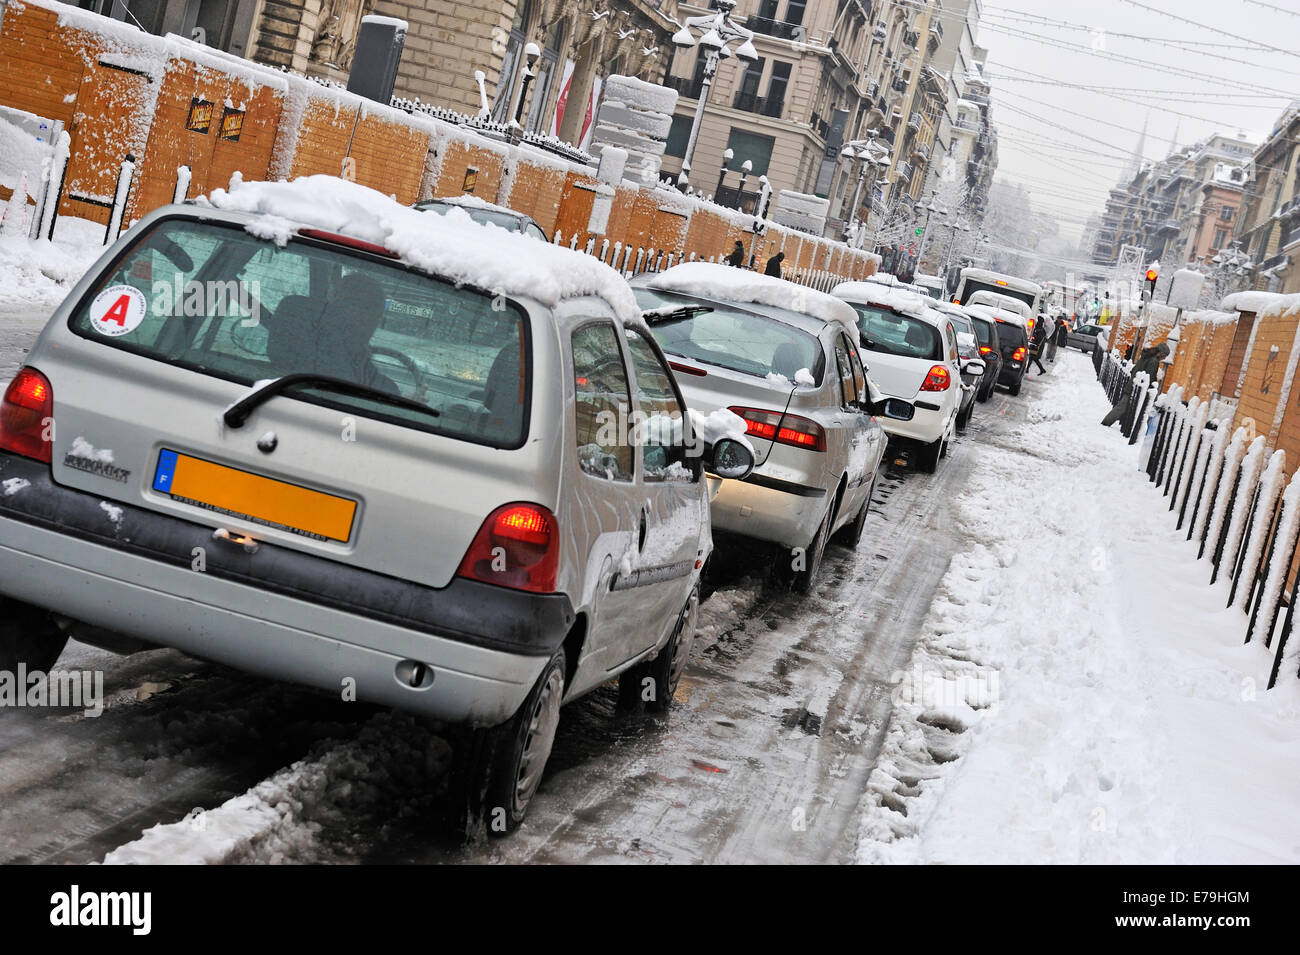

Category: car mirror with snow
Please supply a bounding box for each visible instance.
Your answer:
[705,439,755,480]
[961,358,986,377]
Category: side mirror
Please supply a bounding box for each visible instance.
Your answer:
[705,438,755,480]
[868,397,914,421]
[961,358,986,377]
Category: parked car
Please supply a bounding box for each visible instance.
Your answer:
[414,194,550,241]
[968,303,1029,396]
[930,302,981,432]
[911,272,946,300]
[1068,322,1105,352]
[0,177,754,833]
[629,263,912,593]
[831,281,983,473]
[963,309,1003,403]
[966,289,1037,340]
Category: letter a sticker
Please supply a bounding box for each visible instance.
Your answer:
[89,284,146,337]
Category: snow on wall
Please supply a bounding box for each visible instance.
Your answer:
[1222,291,1300,320]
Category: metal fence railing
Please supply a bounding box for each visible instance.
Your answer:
[1097,347,1300,689]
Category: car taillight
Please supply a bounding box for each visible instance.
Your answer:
[920,365,951,392]
[1012,346,1027,361]
[978,345,993,356]
[728,406,826,452]
[0,367,53,463]
[456,502,559,593]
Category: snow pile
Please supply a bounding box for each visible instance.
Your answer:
[202,175,640,322]
[646,261,858,334]
[0,112,53,194]
[855,352,1300,864]
[589,75,677,185]
[1221,290,1300,320]
[0,216,106,310]
[770,191,829,234]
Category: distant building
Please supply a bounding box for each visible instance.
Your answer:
[1234,102,1300,294]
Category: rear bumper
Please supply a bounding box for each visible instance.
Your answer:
[709,471,827,550]
[0,453,573,726]
[880,400,948,444]
[998,359,1025,385]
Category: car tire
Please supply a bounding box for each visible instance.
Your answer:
[789,503,832,595]
[1008,378,1023,397]
[620,585,698,713]
[464,648,565,837]
[0,598,70,676]
[834,473,878,549]
[975,380,991,403]
[916,436,943,473]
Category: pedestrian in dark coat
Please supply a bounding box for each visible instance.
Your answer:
[726,241,745,267]
[764,251,785,277]
[1101,342,1169,427]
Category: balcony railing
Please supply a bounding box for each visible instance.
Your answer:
[811,111,829,138]
[664,73,703,100]
[747,15,801,40]
[732,90,784,118]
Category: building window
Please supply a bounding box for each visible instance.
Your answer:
[726,128,775,177]
[1213,228,1227,249]
[1219,205,1235,223]
[665,114,692,158]
[785,0,807,26]
[766,61,791,117]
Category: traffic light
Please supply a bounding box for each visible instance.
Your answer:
[1144,267,1158,296]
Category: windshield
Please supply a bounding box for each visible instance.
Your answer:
[995,320,1028,349]
[959,278,1036,310]
[848,303,942,361]
[634,288,823,383]
[68,218,531,448]
[416,200,523,233]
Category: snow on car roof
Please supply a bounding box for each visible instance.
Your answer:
[644,262,859,336]
[966,303,1027,327]
[421,194,527,219]
[202,175,640,322]
[830,280,937,323]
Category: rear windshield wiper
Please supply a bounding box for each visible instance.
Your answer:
[224,374,441,428]
[643,305,713,326]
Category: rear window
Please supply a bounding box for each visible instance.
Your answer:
[68,218,531,448]
[416,200,522,233]
[848,303,942,361]
[995,320,1028,348]
[634,288,823,383]
[970,316,995,347]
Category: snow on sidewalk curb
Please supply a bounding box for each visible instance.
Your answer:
[854,355,1300,864]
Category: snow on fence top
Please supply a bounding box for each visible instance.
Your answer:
[1221,291,1300,321]
[1179,308,1237,326]
[647,261,859,333]
[204,176,641,321]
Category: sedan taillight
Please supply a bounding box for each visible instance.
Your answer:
[919,365,951,392]
[1012,346,1027,362]
[457,502,559,593]
[0,367,53,463]
[978,345,994,356]
[728,406,827,452]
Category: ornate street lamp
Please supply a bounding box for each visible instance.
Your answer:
[512,42,542,129]
[672,0,757,186]
[715,147,734,201]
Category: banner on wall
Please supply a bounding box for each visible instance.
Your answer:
[549,60,600,149]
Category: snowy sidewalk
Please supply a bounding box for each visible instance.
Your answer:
[855,353,1300,864]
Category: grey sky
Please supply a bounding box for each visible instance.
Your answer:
[975,0,1298,244]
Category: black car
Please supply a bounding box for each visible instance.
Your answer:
[992,317,1029,396]
[965,312,1003,402]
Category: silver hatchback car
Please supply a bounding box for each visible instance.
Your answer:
[0,177,751,832]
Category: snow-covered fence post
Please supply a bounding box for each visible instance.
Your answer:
[1210,434,1264,584]
[1128,378,1157,445]
[1195,425,1236,556]
[1176,406,1212,528]
[1160,387,1188,488]
[1173,401,1209,517]
[1235,450,1287,613]
[633,247,645,273]
[584,237,595,256]
[173,164,192,204]
[598,238,609,263]
[104,153,136,245]
[552,230,563,245]
[1247,470,1300,652]
[620,246,633,275]
[1147,401,1173,482]
[35,130,71,242]
[1166,394,1198,503]
[568,234,579,251]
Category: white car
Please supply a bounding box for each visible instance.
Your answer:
[629,263,913,593]
[831,281,984,472]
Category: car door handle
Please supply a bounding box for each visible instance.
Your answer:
[638,507,649,551]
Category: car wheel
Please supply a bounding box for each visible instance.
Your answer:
[834,473,878,549]
[1008,377,1023,397]
[620,585,699,713]
[789,503,832,595]
[465,648,565,836]
[916,437,943,473]
[975,380,991,403]
[0,598,70,675]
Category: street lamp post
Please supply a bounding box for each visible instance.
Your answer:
[914,194,947,269]
[715,148,733,202]
[512,42,542,130]
[672,0,757,187]
[735,158,752,209]
[838,135,890,244]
